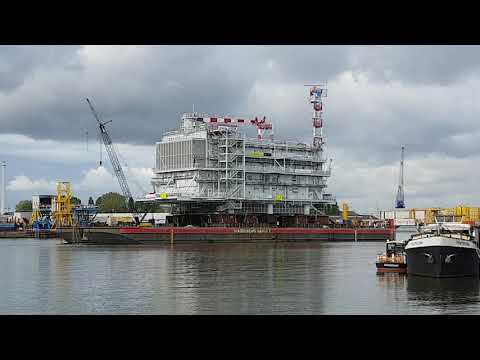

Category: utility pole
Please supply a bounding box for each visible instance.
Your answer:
[395,146,405,208]
[1,161,6,215]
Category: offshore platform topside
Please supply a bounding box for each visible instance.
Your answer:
[61,85,396,244]
[146,85,336,227]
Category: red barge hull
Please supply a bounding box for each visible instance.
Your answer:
[60,226,395,244]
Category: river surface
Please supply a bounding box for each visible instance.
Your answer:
[1,232,479,314]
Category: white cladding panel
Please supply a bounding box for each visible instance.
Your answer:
[32,195,54,210]
[381,209,425,220]
[32,195,39,210]
[413,210,425,220]
[156,139,206,171]
[382,211,395,219]
[395,210,410,219]
[395,218,416,226]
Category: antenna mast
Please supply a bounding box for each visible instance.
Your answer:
[305,83,328,149]
[395,146,405,208]
[1,161,5,215]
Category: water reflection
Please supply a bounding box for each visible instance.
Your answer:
[376,273,407,290]
[165,243,327,314]
[36,242,56,313]
[407,276,480,313]
[3,239,480,314]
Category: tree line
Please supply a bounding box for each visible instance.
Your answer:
[15,192,165,213]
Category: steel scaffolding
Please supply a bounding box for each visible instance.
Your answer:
[150,113,335,216]
[53,182,73,227]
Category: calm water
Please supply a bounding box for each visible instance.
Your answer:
[1,232,479,314]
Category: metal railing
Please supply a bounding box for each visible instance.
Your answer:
[376,254,406,264]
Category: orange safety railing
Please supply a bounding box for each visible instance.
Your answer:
[376,254,406,264]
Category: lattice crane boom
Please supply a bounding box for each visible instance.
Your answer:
[86,98,134,209]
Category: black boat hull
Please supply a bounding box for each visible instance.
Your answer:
[406,245,480,278]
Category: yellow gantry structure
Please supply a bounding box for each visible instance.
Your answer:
[342,203,349,221]
[424,208,441,224]
[31,208,40,222]
[53,181,73,227]
[406,205,480,225]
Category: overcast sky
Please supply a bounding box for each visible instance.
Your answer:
[2,45,480,214]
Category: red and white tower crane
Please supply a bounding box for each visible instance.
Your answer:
[305,83,328,149]
[194,115,273,140]
[251,116,273,140]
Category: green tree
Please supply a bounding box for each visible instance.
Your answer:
[325,203,340,216]
[71,197,81,205]
[16,200,32,212]
[136,201,165,213]
[96,192,128,213]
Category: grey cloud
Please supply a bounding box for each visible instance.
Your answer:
[247,45,353,83]
[0,46,355,142]
[0,45,83,93]
[3,45,480,167]
[350,46,480,85]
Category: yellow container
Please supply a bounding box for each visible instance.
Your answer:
[471,208,480,221]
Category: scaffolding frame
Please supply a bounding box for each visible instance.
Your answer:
[150,113,336,216]
[53,181,73,227]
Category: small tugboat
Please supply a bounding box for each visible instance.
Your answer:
[376,239,407,273]
[405,223,480,278]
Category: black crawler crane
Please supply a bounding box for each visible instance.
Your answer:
[86,98,150,225]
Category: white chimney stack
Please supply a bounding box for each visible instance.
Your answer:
[1,161,6,215]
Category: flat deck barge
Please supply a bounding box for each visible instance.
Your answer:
[59,226,394,244]
[0,230,60,239]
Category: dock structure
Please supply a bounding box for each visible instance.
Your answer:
[381,206,480,226]
[147,86,336,226]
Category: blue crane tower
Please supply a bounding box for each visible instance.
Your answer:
[395,146,405,208]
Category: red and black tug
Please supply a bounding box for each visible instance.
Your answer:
[376,240,407,274]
